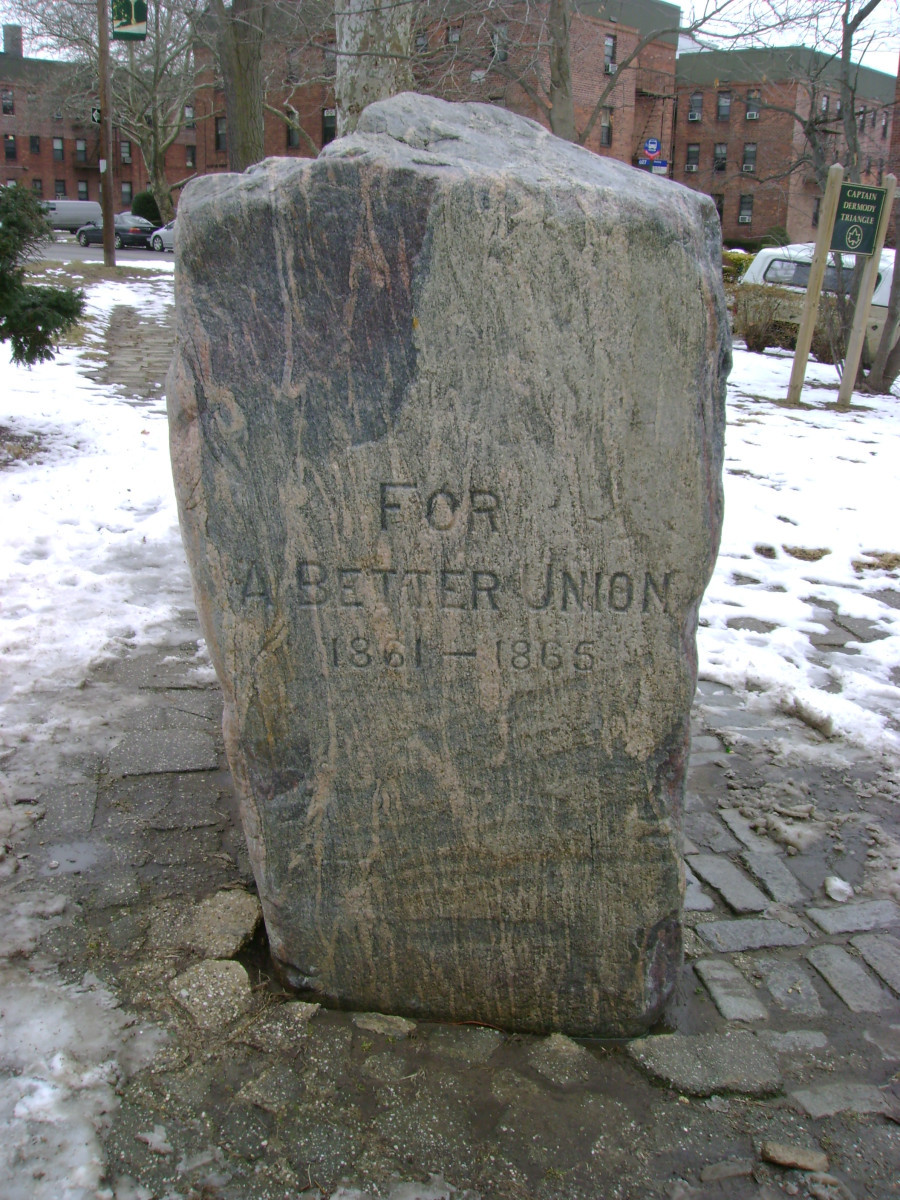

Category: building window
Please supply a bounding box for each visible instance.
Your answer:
[3,134,15,161]
[739,194,754,224]
[878,157,884,184]
[31,178,42,196]
[713,142,727,172]
[77,180,88,200]
[184,104,195,129]
[215,117,226,154]
[866,157,872,175]
[871,110,876,128]
[717,91,731,120]
[742,143,757,172]
[599,108,612,147]
[75,137,87,163]
[812,196,820,227]
[322,107,336,146]
[883,113,889,139]
[491,23,508,63]
[746,90,760,118]
[857,108,866,132]
[121,181,132,207]
[55,179,66,197]
[29,135,39,154]
[120,139,132,164]
[2,89,13,115]
[286,110,300,149]
[836,98,842,115]
[447,25,461,45]
[604,34,617,68]
[53,137,64,161]
[712,193,724,222]
[685,143,700,170]
[185,144,196,168]
[323,43,336,74]
[688,92,702,121]
[821,95,829,114]
[415,32,428,52]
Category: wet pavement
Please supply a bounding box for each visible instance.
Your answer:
[1,278,898,1200]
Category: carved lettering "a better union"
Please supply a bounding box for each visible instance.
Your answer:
[295,561,673,614]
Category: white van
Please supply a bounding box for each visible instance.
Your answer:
[42,199,103,233]
[737,242,896,362]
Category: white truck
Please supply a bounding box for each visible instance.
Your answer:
[737,242,896,362]
[42,199,103,233]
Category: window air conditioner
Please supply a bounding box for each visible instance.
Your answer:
[746,111,759,120]
[688,111,701,121]
[605,62,617,75]
[742,163,755,173]
[738,214,752,223]
[685,163,698,172]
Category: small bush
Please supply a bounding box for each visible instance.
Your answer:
[131,190,162,226]
[733,283,797,353]
[809,295,847,366]
[722,249,753,286]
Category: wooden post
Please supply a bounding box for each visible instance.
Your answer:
[786,163,843,406]
[837,173,897,408]
[97,0,116,268]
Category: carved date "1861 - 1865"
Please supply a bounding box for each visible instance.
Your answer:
[327,634,600,672]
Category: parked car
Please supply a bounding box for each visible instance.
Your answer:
[736,242,896,362]
[75,215,155,249]
[42,199,102,232]
[150,219,176,252]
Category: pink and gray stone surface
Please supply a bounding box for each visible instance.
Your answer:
[167,93,729,1035]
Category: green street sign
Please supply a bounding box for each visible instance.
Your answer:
[830,182,887,255]
[112,0,148,41]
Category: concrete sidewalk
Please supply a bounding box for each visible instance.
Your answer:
[1,280,898,1200]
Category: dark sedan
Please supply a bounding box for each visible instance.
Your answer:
[75,215,155,250]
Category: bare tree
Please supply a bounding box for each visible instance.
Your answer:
[724,0,899,389]
[400,1,811,149]
[8,0,199,219]
[206,0,267,171]
[334,0,415,134]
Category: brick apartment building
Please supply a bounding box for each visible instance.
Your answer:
[190,1,681,175]
[0,2,681,214]
[0,22,197,211]
[674,47,896,246]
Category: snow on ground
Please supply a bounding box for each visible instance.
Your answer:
[700,345,900,758]
[0,269,898,1198]
[0,269,196,724]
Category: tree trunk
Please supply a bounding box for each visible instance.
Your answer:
[215,0,266,172]
[334,0,414,137]
[865,208,900,391]
[548,0,575,142]
[150,156,175,221]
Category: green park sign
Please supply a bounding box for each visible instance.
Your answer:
[111,0,147,41]
[830,182,887,255]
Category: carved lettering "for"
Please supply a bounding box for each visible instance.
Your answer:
[380,482,500,533]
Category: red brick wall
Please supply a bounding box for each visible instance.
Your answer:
[674,75,896,244]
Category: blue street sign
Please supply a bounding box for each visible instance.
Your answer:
[643,138,661,159]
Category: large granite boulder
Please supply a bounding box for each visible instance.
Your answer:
[167,94,729,1036]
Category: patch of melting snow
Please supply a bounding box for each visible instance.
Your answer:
[0,890,166,1200]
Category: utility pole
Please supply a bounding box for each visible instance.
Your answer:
[97,0,116,267]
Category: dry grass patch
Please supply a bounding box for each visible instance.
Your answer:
[782,546,831,562]
[853,551,900,574]
[0,425,46,468]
